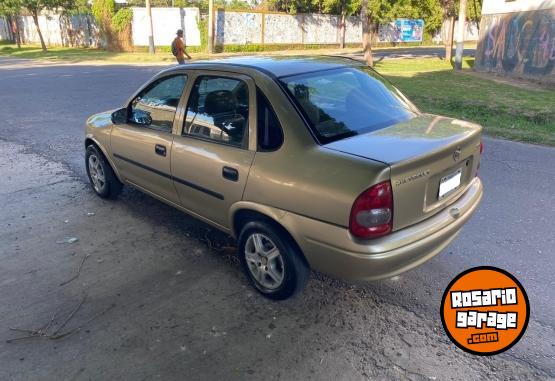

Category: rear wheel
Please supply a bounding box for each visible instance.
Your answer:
[238,220,309,300]
[85,145,122,199]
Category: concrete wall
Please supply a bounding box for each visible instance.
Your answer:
[440,20,480,42]
[215,11,409,46]
[132,7,201,46]
[0,13,99,47]
[0,17,10,41]
[475,7,555,83]
[482,0,555,14]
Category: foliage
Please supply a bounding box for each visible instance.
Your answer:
[111,7,132,33]
[0,0,22,16]
[91,0,114,23]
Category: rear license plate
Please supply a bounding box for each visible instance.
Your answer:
[438,169,462,199]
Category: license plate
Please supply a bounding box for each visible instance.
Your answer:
[439,169,462,199]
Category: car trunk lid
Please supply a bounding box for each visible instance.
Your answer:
[325,114,482,230]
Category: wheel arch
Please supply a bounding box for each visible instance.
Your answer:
[85,136,123,182]
[230,202,310,267]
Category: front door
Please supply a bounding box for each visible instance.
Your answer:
[171,73,256,228]
[111,74,188,204]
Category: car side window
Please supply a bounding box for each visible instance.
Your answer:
[129,74,187,132]
[183,76,249,148]
[257,90,283,151]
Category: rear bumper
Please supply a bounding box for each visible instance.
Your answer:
[281,177,483,281]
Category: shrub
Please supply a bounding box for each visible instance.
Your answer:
[112,8,133,33]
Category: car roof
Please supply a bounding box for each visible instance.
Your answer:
[164,56,364,78]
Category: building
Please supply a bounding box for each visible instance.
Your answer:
[474,0,555,83]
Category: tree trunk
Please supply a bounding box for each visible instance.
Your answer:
[14,16,21,48]
[31,10,47,52]
[445,16,455,61]
[339,11,346,49]
[360,0,373,66]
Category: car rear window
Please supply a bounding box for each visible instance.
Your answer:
[280,67,418,143]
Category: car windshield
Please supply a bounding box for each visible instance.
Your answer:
[281,66,418,143]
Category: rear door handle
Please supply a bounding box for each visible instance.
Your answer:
[222,166,239,182]
[155,144,166,157]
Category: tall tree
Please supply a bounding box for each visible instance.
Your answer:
[20,0,76,51]
[0,0,22,48]
[360,0,392,66]
[440,0,455,60]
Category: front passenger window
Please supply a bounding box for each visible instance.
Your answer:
[183,76,249,148]
[130,74,187,132]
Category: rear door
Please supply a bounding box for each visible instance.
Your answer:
[110,74,188,204]
[170,72,256,228]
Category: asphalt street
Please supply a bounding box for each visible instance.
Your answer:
[0,57,553,380]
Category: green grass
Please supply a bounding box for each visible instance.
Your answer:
[377,58,555,146]
[0,44,178,63]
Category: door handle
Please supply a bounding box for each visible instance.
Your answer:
[222,166,239,182]
[155,144,166,157]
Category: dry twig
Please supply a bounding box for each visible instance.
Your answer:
[6,294,114,343]
[59,253,90,286]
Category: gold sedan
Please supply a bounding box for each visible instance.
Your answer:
[85,57,483,299]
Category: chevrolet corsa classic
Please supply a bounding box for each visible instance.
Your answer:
[85,57,483,299]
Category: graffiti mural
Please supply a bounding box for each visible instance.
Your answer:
[475,9,555,82]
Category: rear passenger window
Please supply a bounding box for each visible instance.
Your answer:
[183,76,249,148]
[257,90,283,151]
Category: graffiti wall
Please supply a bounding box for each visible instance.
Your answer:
[475,9,555,83]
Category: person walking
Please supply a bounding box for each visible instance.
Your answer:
[171,29,191,64]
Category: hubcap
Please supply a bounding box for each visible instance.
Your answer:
[244,233,284,290]
[88,154,106,193]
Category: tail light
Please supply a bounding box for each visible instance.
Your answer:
[349,181,393,239]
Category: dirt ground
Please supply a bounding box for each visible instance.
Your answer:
[1,138,552,381]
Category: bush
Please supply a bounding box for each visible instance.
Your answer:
[112,8,133,33]
[91,0,115,23]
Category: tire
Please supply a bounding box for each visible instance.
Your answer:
[238,220,309,300]
[85,145,123,199]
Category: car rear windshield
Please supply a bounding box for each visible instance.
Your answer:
[280,66,418,143]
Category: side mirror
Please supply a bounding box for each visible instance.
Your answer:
[129,109,153,126]
[111,107,128,124]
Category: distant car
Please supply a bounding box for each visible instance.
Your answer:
[85,57,483,299]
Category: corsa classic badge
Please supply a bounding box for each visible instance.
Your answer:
[394,169,430,186]
[440,267,530,355]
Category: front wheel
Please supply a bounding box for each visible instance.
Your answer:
[238,220,309,300]
[85,145,122,199]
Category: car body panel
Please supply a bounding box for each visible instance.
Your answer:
[325,114,482,230]
[281,177,483,280]
[110,125,179,204]
[85,56,484,282]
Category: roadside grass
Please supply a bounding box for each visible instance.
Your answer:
[0,44,177,63]
[377,58,555,146]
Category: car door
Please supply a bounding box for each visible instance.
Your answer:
[171,72,256,229]
[110,74,188,204]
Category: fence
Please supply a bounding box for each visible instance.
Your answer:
[1,8,479,50]
[0,12,99,47]
[132,7,201,47]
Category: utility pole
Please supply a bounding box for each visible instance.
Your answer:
[454,0,467,70]
[208,0,214,54]
[146,0,155,54]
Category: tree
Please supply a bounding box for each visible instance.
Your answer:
[440,0,455,60]
[360,0,392,66]
[0,0,22,48]
[19,0,77,52]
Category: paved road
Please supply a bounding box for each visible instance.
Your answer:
[0,58,553,380]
